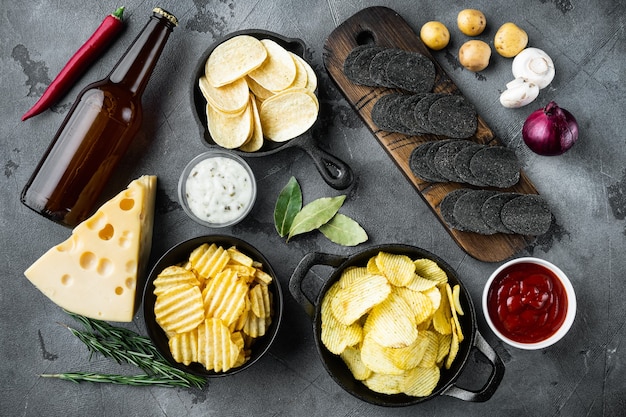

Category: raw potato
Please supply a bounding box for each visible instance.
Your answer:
[458,40,491,72]
[420,21,450,51]
[457,9,486,36]
[494,22,528,58]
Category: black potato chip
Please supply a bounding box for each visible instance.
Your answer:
[481,193,521,234]
[469,146,520,188]
[385,50,435,93]
[433,140,474,182]
[344,45,385,86]
[413,94,444,134]
[428,95,477,139]
[440,188,472,230]
[452,190,498,235]
[409,142,448,183]
[453,143,487,186]
[369,48,403,88]
[501,194,552,235]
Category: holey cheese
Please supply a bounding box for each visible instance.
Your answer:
[24,175,157,322]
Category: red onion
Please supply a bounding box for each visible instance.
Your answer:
[522,101,579,156]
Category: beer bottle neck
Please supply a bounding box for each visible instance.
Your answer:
[108,8,177,95]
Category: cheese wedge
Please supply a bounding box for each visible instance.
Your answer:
[24,175,157,322]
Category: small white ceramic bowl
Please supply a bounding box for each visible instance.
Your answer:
[178,150,257,228]
[482,257,576,350]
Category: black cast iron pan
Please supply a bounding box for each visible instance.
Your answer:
[191,29,353,190]
[289,243,505,407]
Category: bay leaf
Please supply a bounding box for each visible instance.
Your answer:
[319,213,368,246]
[274,176,303,237]
[288,195,346,240]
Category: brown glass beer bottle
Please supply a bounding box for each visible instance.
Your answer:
[21,7,178,227]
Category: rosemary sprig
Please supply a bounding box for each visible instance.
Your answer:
[40,312,206,389]
[41,372,199,388]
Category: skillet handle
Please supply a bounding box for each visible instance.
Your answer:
[289,251,347,318]
[302,144,354,190]
[441,331,505,402]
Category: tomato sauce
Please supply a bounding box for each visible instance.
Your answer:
[486,262,568,344]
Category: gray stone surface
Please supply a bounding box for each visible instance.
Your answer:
[2,0,625,416]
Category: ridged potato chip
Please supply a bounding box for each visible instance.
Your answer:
[169,328,199,366]
[388,334,429,370]
[203,269,249,326]
[153,266,200,296]
[321,282,363,355]
[193,244,231,279]
[375,252,416,287]
[394,286,434,325]
[154,283,205,334]
[432,286,452,335]
[330,273,391,326]
[248,39,296,92]
[199,75,249,114]
[414,258,448,284]
[403,365,440,397]
[205,35,267,87]
[340,345,372,381]
[361,334,405,375]
[249,283,271,319]
[198,318,241,372]
[260,88,318,142]
[363,372,405,395]
[405,274,438,292]
[364,292,418,348]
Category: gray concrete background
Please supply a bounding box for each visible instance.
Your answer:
[1,0,625,416]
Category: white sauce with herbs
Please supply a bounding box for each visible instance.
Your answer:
[185,157,253,224]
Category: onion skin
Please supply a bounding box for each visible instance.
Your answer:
[522,101,579,156]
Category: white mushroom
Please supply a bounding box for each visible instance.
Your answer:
[500,77,539,108]
[512,47,555,89]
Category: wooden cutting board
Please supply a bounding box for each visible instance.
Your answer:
[323,6,539,263]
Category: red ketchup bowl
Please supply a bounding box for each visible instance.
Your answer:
[482,257,576,350]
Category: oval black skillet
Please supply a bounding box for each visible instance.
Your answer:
[191,29,354,190]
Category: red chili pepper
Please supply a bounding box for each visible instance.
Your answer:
[21,7,126,121]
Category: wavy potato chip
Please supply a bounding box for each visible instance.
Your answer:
[394,286,434,325]
[169,328,199,366]
[363,372,405,395]
[321,282,363,355]
[153,266,200,296]
[330,273,391,326]
[203,269,249,326]
[154,283,205,334]
[205,35,267,87]
[360,334,405,375]
[414,258,448,284]
[375,252,416,287]
[403,365,440,397]
[193,244,231,279]
[198,318,241,372]
[340,345,372,381]
[248,39,296,92]
[364,291,418,348]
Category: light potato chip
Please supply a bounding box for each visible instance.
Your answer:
[418,330,440,368]
[360,334,405,375]
[169,328,198,366]
[364,291,418,348]
[254,268,273,285]
[153,266,201,296]
[366,256,381,275]
[403,365,440,397]
[203,269,249,326]
[330,273,391,326]
[194,244,231,280]
[199,75,249,114]
[242,308,270,338]
[239,96,264,152]
[188,243,214,269]
[246,75,274,101]
[337,266,369,289]
[154,283,205,334]
[452,284,465,316]
[445,320,460,370]
[436,333,452,366]
[292,53,317,93]
[445,283,464,343]
[394,286,434,325]
[432,286,452,335]
[287,52,309,89]
[405,274,438,292]
[363,372,405,395]
[375,252,416,287]
[197,318,241,372]
[414,258,448,285]
[423,285,442,313]
[321,282,362,355]
[388,334,429,370]
[226,246,254,267]
[205,35,267,87]
[249,283,271,319]
[340,345,372,381]
[259,88,318,142]
[206,100,253,149]
[248,39,296,92]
